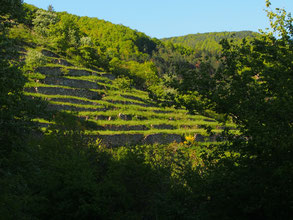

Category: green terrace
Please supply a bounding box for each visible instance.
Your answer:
[24,49,235,146]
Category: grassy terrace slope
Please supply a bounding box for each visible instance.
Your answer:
[24,49,230,147]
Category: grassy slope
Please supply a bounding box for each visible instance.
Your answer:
[23,48,233,143]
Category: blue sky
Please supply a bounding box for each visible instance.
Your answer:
[24,0,293,39]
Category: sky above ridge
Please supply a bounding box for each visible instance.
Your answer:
[24,0,293,39]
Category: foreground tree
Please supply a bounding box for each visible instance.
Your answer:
[0,0,23,22]
[0,1,47,218]
[176,1,293,219]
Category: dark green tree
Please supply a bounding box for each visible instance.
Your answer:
[0,1,47,218]
[32,9,58,37]
[47,4,54,12]
[174,1,293,219]
[50,13,81,52]
[0,0,23,21]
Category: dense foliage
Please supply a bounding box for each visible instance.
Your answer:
[1,1,292,219]
[0,0,24,26]
[14,4,253,92]
[0,1,47,217]
[162,1,293,218]
[162,31,258,56]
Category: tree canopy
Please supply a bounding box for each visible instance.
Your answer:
[162,2,293,218]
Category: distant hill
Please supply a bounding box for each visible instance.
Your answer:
[161,31,258,54]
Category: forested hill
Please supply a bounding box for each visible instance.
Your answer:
[12,4,262,120]
[9,3,226,144]
[161,31,258,54]
[23,3,158,62]
[16,3,215,98]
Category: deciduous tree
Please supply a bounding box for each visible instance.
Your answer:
[175,1,293,218]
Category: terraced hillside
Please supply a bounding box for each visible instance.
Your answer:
[24,49,229,147]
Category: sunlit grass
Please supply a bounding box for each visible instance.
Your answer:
[24,52,237,143]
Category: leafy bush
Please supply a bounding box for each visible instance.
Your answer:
[25,49,47,68]
[75,45,109,69]
[61,67,69,76]
[50,13,81,52]
[33,9,58,37]
[8,23,36,43]
[80,36,93,46]
[113,76,133,91]
[110,59,159,88]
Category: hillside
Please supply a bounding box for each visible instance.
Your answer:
[2,3,233,147]
[23,48,228,147]
[162,31,258,54]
